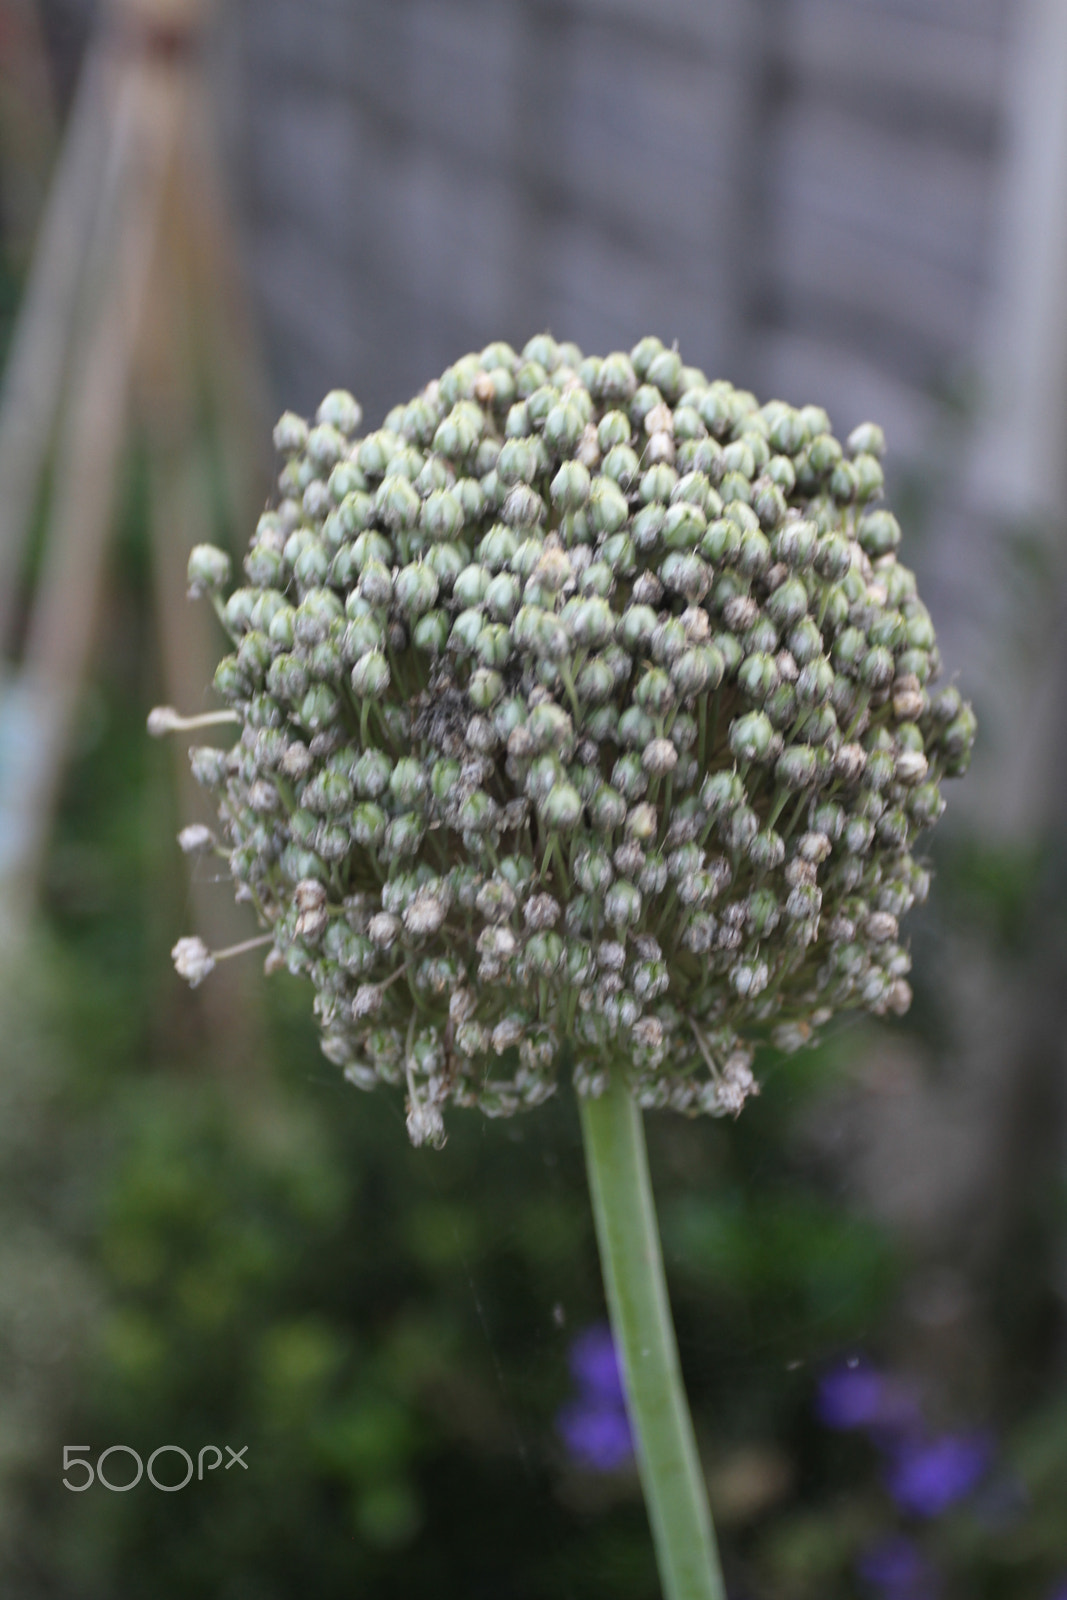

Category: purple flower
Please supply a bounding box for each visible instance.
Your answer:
[816,1357,889,1430]
[568,1322,626,1405]
[884,1431,994,1518]
[557,1398,633,1471]
[556,1324,633,1472]
[857,1535,939,1599]
[816,1357,920,1440]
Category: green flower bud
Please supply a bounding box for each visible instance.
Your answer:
[299,683,339,731]
[522,930,563,978]
[730,711,775,762]
[425,542,467,592]
[587,476,629,535]
[244,542,283,587]
[630,504,664,555]
[663,502,707,551]
[539,783,582,830]
[857,510,901,558]
[629,337,663,380]
[806,432,843,475]
[317,389,362,435]
[859,646,895,689]
[350,651,390,699]
[605,880,642,929]
[568,596,615,649]
[383,813,425,861]
[410,609,449,656]
[471,622,510,669]
[593,351,638,402]
[550,459,591,511]
[395,562,440,618]
[454,789,496,835]
[602,443,641,490]
[497,437,537,486]
[212,655,247,700]
[584,784,624,833]
[188,543,232,599]
[851,453,884,499]
[349,529,392,574]
[672,645,723,697]
[387,757,425,810]
[646,348,683,400]
[876,807,909,848]
[940,705,977,771]
[475,528,517,578]
[267,652,308,704]
[306,423,346,472]
[776,744,818,788]
[543,401,586,454]
[640,463,677,505]
[772,518,818,569]
[909,782,945,826]
[273,411,308,456]
[719,471,752,505]
[421,488,464,542]
[766,578,809,629]
[765,682,797,728]
[659,550,710,601]
[374,474,420,532]
[832,627,867,673]
[617,706,654,750]
[357,429,400,477]
[576,704,613,744]
[796,657,834,705]
[847,421,886,459]
[574,656,614,704]
[305,767,354,815]
[904,610,936,651]
[737,652,777,703]
[222,587,258,635]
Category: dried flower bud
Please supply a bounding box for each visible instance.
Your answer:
[178,824,215,854]
[172,936,215,988]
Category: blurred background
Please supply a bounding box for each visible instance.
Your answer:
[0,0,1065,1595]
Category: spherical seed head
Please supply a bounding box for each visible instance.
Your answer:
[176,350,972,1142]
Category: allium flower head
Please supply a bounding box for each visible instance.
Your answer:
[171,340,974,1142]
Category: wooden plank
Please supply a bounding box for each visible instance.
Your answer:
[781,0,1007,115]
[545,28,739,250]
[0,32,113,654]
[768,104,992,278]
[0,47,184,906]
[402,1,522,165]
[767,209,987,361]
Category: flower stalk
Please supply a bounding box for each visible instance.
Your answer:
[580,1071,725,1600]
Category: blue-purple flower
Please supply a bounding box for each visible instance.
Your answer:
[884,1431,994,1519]
[557,1322,633,1472]
[568,1323,626,1404]
[857,1535,939,1599]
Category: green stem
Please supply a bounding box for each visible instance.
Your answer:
[579,1076,726,1600]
